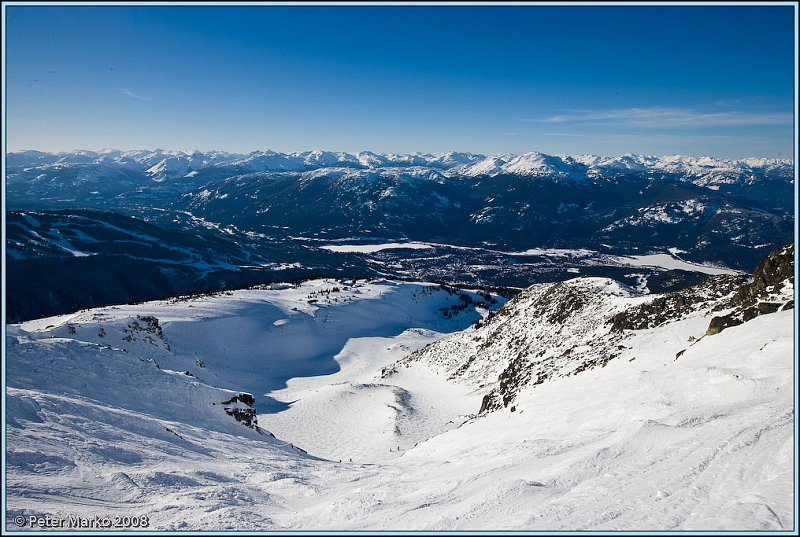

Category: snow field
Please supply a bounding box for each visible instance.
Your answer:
[263,329,478,463]
[4,278,794,531]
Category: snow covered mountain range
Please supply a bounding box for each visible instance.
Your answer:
[7,148,794,182]
[5,245,794,531]
[7,149,794,261]
[7,150,793,220]
[6,148,794,322]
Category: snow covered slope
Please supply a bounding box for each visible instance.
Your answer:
[398,245,793,415]
[5,279,502,529]
[4,249,795,531]
[371,308,794,531]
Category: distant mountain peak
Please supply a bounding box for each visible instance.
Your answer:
[8,148,793,176]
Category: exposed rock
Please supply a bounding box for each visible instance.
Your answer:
[396,277,635,415]
[706,244,794,335]
[222,393,256,406]
[221,393,258,428]
[730,243,794,307]
[609,274,745,332]
[136,315,164,337]
[121,315,170,350]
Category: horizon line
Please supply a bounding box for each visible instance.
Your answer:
[5,147,796,162]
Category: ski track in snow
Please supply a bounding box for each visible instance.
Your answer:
[4,278,794,531]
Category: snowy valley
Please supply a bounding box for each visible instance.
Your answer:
[4,243,795,531]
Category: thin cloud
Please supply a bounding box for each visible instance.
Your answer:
[526,107,792,128]
[537,132,594,138]
[120,88,153,101]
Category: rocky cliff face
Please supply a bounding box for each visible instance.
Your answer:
[706,244,794,335]
[608,275,746,332]
[389,244,795,414]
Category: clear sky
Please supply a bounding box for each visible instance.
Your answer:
[4,3,796,158]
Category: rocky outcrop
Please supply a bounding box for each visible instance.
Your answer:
[609,275,746,332]
[221,393,258,428]
[706,244,794,335]
[734,244,794,304]
[609,244,794,338]
[392,277,636,415]
[122,315,171,350]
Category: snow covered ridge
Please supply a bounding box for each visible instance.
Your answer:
[7,148,793,181]
[4,251,795,530]
[395,244,794,414]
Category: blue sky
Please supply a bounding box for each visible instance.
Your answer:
[4,4,796,157]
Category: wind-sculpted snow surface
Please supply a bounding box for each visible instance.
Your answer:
[4,262,795,530]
